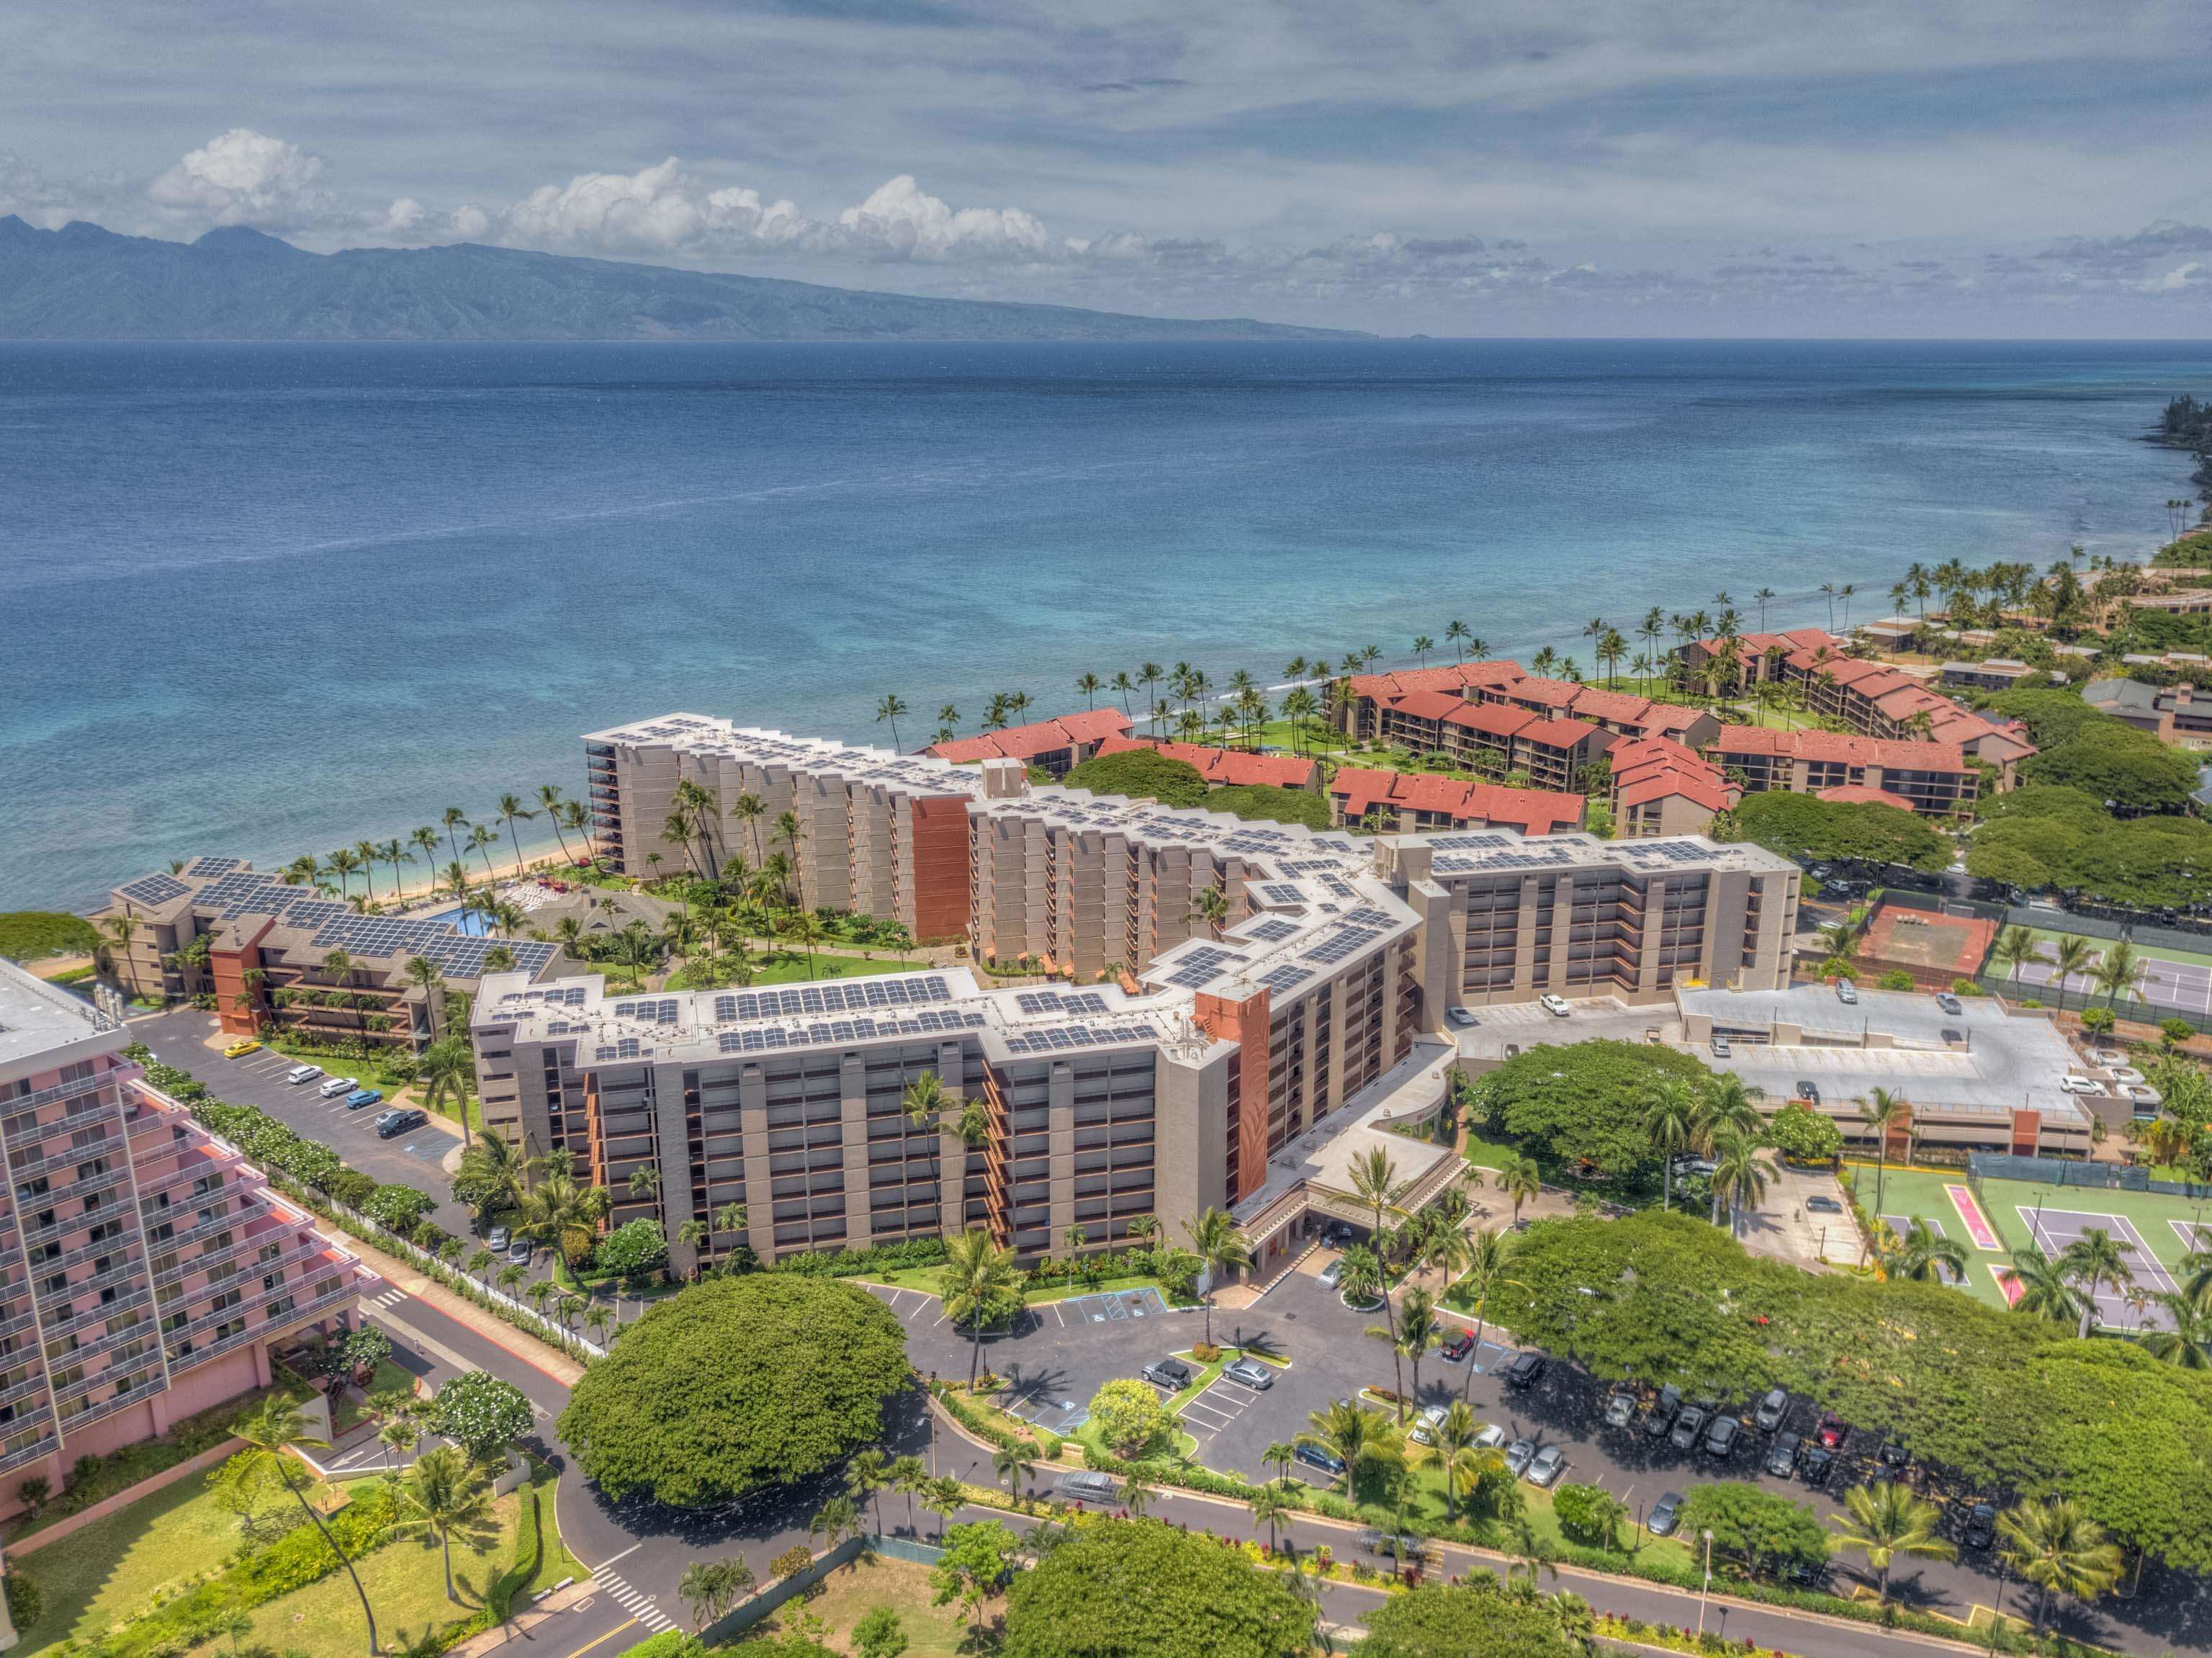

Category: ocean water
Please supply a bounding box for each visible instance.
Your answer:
[4,338,2209,914]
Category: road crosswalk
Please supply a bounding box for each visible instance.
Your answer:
[591,1564,675,1633]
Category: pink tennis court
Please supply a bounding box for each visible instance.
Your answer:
[2016,1206,2180,1330]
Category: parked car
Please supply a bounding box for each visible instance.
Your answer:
[1941,1027,1964,1045]
[319,1075,356,1099]
[1474,1423,1506,1450]
[1222,1358,1274,1391]
[1318,1258,1345,1289]
[486,1226,511,1252]
[1936,992,1964,1015]
[1142,1357,1195,1392]
[1320,1221,1357,1248]
[1765,1431,1802,1477]
[1712,1036,1732,1058]
[1295,1443,1347,1479]
[1703,1415,1742,1459]
[1603,1392,1637,1430]
[1815,1411,1850,1449]
[2059,1075,2105,1095]
[1503,1440,1537,1479]
[1054,1471,1121,1505]
[1357,1531,1434,1562]
[1835,980,1858,1005]
[1539,994,1572,1017]
[222,1039,261,1059]
[1526,1445,1567,1487]
[1800,1445,1835,1488]
[1647,1491,1684,1537]
[1786,1557,1828,1590]
[1796,1080,1820,1105]
[1964,1503,1998,1551]
[285,1064,323,1085]
[506,1236,534,1264]
[1447,1008,1478,1029]
[1876,1439,1910,1473]
[1503,1351,1547,1389]
[1409,1405,1449,1446]
[1669,1406,1708,1451]
[1754,1387,1789,1432]
[1645,1384,1683,1440]
[1440,1330,1477,1363]
[1806,1194,1843,1216]
[374,1107,426,1138]
[346,1087,384,1110]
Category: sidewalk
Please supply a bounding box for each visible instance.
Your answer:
[333,1229,588,1389]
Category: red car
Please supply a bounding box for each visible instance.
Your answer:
[1440,1330,1476,1363]
[1815,1411,1850,1449]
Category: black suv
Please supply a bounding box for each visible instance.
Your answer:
[1503,1351,1547,1389]
[1644,1383,1683,1440]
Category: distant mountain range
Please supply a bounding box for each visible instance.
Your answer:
[0,218,1360,342]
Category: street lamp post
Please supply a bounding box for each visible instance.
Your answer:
[1696,1529,1715,1637]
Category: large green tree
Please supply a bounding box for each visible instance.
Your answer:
[1062,749,1210,808]
[557,1275,909,1508]
[1000,1519,1315,1658]
[1473,1041,1712,1176]
[2019,715,2200,815]
[1676,1482,1830,1579]
[1352,1582,1578,1658]
[1716,790,1949,874]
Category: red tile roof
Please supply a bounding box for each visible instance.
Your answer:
[1496,676,1585,710]
[1561,686,1653,724]
[1608,737,1739,815]
[1328,768,1586,834]
[1346,660,1526,703]
[927,707,1131,763]
[1708,725,1969,772]
[1381,688,1476,723]
[1817,784,1917,811]
[1091,735,1316,789]
[1517,717,1603,750]
[1631,703,1709,736]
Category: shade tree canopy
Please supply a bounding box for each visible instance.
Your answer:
[1000,1518,1315,1658]
[1061,749,1210,808]
[557,1274,910,1508]
[1717,790,1949,874]
[1470,1041,1714,1176]
[1352,1581,1578,1658]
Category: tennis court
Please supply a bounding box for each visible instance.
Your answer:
[2012,939,2212,1015]
[2015,1205,2180,1330]
[1879,1212,1962,1283]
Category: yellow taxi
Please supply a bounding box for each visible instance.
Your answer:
[222,1039,263,1059]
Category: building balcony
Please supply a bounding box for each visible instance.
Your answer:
[55,1349,163,1408]
[0,1430,60,1476]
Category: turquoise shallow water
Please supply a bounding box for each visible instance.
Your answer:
[2,337,2208,913]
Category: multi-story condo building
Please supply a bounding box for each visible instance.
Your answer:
[923,709,1133,776]
[1326,768,1586,835]
[480,714,1800,1277]
[93,861,563,1048]
[1606,738,1740,839]
[1704,727,1981,817]
[0,959,372,1517]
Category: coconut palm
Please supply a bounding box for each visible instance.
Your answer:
[223,1396,379,1651]
[97,913,144,1001]
[2138,1292,2212,1368]
[1997,1497,2125,1636]
[1190,883,1231,940]
[1994,926,2048,987]
[844,1447,891,1531]
[1879,1217,1967,1284]
[678,1558,756,1634]
[467,823,500,881]
[1366,1285,1432,1422]
[1830,1481,1954,1604]
[1999,1249,2084,1328]
[1249,1484,1295,1552]
[1496,1154,1542,1222]
[418,1035,477,1137]
[404,954,448,1038]
[2045,936,2094,1009]
[392,1446,500,1603]
[1183,1206,1252,1347]
[1857,1087,1909,1219]
[1711,1132,1773,1236]
[516,1173,611,1268]
[874,693,909,751]
[1296,1399,1402,1492]
[902,1068,948,1134]
[1643,1078,1698,1212]
[2056,1228,2136,1338]
[2092,941,2146,1011]
[940,1228,1025,1388]
[455,1129,534,1222]
[1454,1228,1519,1402]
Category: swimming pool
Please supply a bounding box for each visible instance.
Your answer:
[423,906,495,937]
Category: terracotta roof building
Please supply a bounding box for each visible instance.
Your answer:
[1706,725,1979,816]
[1676,628,1847,694]
[1338,660,1527,739]
[1607,737,1740,839]
[1089,735,1320,792]
[1327,768,1587,835]
[1779,650,2035,781]
[925,709,1133,774]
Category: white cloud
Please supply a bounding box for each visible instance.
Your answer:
[836,174,1055,261]
[376,197,424,236]
[500,156,706,251]
[449,205,492,240]
[148,128,331,227]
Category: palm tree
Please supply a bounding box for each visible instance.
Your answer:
[678,1558,756,1634]
[675,1216,711,1278]
[98,912,143,1001]
[392,1446,499,1603]
[990,1443,1037,1499]
[1189,883,1231,940]
[517,1173,611,1268]
[495,1263,526,1299]
[225,1396,379,1651]
[1412,635,1434,667]
[1857,1087,1908,1219]
[888,1454,929,1536]
[2139,1293,2212,1368]
[875,693,909,750]
[922,1475,965,1541]
[326,846,363,901]
[845,1447,891,1531]
[1994,926,2047,987]
[1711,1132,1772,1237]
[1262,1440,1298,1489]
[1496,1154,1542,1222]
[409,826,442,893]
[1644,1078,1698,1212]
[1248,1483,1295,1551]
[2000,1248,2084,1328]
[1879,1217,1966,1284]
[494,792,539,879]
[2093,941,2145,1012]
[1454,1228,1519,1402]
[455,1128,533,1222]
[467,823,500,882]
[2056,1228,2136,1338]
[418,1035,477,1137]
[1391,1287,1442,1412]
[1183,1206,1251,1346]
[1830,1482,1954,1604]
[1997,1497,2125,1636]
[441,806,471,869]
[2047,936,2094,1010]
[940,1228,1025,1387]
[1295,1399,1402,1495]
[808,1495,860,1555]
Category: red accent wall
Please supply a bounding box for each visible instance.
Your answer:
[909,796,973,944]
[1194,987,1273,1203]
[208,919,273,1036]
[2010,1108,2041,1157]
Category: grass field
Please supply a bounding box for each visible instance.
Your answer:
[750,951,933,986]
[742,1554,974,1657]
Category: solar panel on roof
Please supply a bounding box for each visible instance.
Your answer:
[117,871,190,908]
[1246,917,1298,943]
[1259,964,1312,993]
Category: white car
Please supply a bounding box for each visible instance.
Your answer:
[1317,1258,1344,1289]
[1474,1422,1507,1449]
[319,1075,357,1099]
[286,1063,324,1085]
[1447,1008,1478,1029]
[1526,1444,1568,1487]
[1409,1405,1449,1446]
[2058,1076,2105,1095]
[1539,994,1572,1018]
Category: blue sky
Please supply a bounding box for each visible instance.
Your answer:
[5,0,2212,333]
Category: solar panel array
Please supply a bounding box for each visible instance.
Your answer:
[1244,917,1299,943]
[612,998,683,1023]
[715,1008,988,1054]
[712,976,953,1023]
[1257,883,1307,908]
[182,856,243,877]
[1303,922,1385,965]
[116,871,189,908]
[1162,945,1241,988]
[1014,990,1110,1016]
[1258,964,1313,993]
[1426,833,1512,851]
[1000,1021,1160,1055]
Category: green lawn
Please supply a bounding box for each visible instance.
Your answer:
[1461,1127,1517,1171]
[748,951,933,986]
[743,1554,972,1657]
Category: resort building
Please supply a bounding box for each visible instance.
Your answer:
[1703,727,1981,817]
[1673,628,1846,694]
[1326,768,1586,835]
[1336,661,1527,740]
[471,714,1802,1273]
[1606,737,1740,839]
[92,861,563,1048]
[1937,659,2040,693]
[922,709,1132,776]
[0,959,372,1516]
[1337,661,1718,774]
[1087,735,1320,792]
[1364,691,1614,790]
[2082,678,2212,746]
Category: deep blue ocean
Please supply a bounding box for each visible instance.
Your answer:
[4,338,2209,914]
